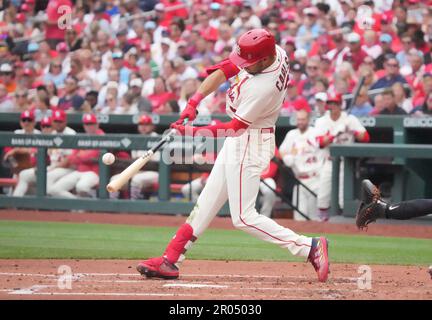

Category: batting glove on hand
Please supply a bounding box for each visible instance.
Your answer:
[170,123,187,136]
[174,103,198,125]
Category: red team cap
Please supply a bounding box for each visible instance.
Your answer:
[53,109,67,122]
[327,93,343,104]
[41,116,52,127]
[20,110,35,121]
[82,113,98,124]
[138,114,153,125]
[229,29,276,68]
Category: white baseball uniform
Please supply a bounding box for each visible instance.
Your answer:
[182,45,313,262]
[280,126,322,221]
[13,127,77,197]
[314,111,367,210]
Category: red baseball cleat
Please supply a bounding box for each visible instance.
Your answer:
[308,237,330,283]
[136,257,179,279]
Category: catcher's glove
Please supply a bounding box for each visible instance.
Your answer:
[355,179,387,230]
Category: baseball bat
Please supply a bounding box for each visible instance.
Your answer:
[345,76,365,113]
[106,119,188,193]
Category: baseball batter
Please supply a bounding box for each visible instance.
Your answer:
[137,29,330,282]
[279,109,322,221]
[314,93,370,221]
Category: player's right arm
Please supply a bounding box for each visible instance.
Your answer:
[174,60,240,125]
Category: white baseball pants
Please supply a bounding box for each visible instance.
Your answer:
[317,159,344,210]
[186,130,313,258]
[49,171,99,198]
[292,175,320,221]
[13,167,73,197]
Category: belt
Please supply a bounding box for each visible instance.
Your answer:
[297,172,318,179]
[260,127,274,133]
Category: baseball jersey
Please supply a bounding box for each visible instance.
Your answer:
[49,127,77,169]
[226,45,290,129]
[314,111,366,159]
[279,127,322,178]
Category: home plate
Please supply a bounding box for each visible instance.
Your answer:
[164,283,228,289]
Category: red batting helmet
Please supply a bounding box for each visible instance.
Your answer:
[229,29,276,68]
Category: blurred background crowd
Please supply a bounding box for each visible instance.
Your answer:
[0,0,432,124]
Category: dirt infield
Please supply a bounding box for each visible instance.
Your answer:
[0,209,431,300]
[0,259,431,300]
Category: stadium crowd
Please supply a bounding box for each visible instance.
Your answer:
[0,0,431,119]
[1,0,432,219]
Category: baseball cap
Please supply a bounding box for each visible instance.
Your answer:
[27,42,39,53]
[346,32,361,43]
[140,43,151,51]
[155,3,165,11]
[327,93,343,104]
[56,42,69,52]
[291,62,302,72]
[303,7,319,16]
[52,109,67,122]
[284,36,295,45]
[20,110,35,121]
[210,2,221,10]
[82,113,98,125]
[112,52,123,59]
[41,116,52,127]
[138,114,153,125]
[315,92,328,102]
[379,33,392,43]
[144,21,157,30]
[130,78,143,87]
[294,49,307,59]
[23,68,33,76]
[16,13,26,23]
[0,63,13,73]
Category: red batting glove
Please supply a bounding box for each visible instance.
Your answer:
[174,92,204,125]
[170,123,187,135]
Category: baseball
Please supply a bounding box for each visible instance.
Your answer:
[102,152,115,165]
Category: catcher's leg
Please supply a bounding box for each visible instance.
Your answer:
[137,145,229,279]
[385,199,432,220]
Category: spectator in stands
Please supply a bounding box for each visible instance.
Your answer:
[87,55,108,91]
[0,63,16,94]
[57,76,85,112]
[295,7,323,52]
[392,82,413,114]
[45,0,73,49]
[379,89,408,115]
[0,83,14,112]
[375,34,396,70]
[349,87,373,117]
[300,57,322,103]
[313,92,328,117]
[411,92,432,117]
[44,60,67,88]
[396,33,417,68]
[49,113,103,199]
[13,89,31,113]
[148,76,176,113]
[128,78,153,113]
[362,30,382,60]
[343,32,368,71]
[33,89,53,121]
[100,93,122,114]
[370,56,407,90]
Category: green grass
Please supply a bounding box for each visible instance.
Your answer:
[0,220,431,265]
